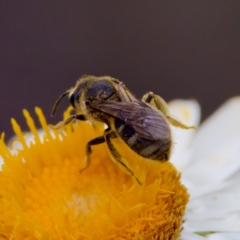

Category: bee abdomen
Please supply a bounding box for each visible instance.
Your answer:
[115,119,171,161]
[139,138,171,161]
[115,119,135,139]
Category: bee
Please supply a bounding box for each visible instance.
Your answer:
[52,75,195,184]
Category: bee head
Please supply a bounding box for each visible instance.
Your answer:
[51,77,88,117]
[80,78,119,121]
[51,76,118,117]
[84,79,118,103]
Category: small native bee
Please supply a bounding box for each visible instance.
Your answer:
[52,75,194,184]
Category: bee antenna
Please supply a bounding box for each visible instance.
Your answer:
[51,91,69,117]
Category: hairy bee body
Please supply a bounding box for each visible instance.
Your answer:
[52,75,194,184]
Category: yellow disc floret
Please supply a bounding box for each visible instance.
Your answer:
[0,107,189,240]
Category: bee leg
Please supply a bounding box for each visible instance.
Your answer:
[50,114,86,129]
[104,130,142,185]
[142,91,169,116]
[142,92,196,130]
[80,136,105,173]
[165,116,196,130]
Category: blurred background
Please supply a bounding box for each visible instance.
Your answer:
[1,1,240,140]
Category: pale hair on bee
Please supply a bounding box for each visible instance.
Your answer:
[52,75,195,184]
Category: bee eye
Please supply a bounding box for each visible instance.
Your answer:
[70,94,76,108]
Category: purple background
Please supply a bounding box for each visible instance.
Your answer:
[1,1,240,139]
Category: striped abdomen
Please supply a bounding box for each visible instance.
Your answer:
[114,118,171,161]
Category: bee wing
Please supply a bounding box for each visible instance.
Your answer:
[93,101,170,140]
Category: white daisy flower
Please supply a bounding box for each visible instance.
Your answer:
[1,97,239,239]
[169,97,240,240]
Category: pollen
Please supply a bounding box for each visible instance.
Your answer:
[0,107,189,240]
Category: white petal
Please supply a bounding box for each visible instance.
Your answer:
[179,232,206,240]
[187,191,240,219]
[8,128,58,155]
[207,232,240,240]
[190,96,240,165]
[182,136,240,188]
[168,99,201,171]
[184,212,240,232]
[227,168,240,191]
[168,99,201,127]
[180,229,206,240]
[184,181,228,200]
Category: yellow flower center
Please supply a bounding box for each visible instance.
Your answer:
[0,107,189,240]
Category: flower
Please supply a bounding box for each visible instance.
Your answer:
[0,107,189,239]
[168,97,240,239]
[2,97,240,240]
